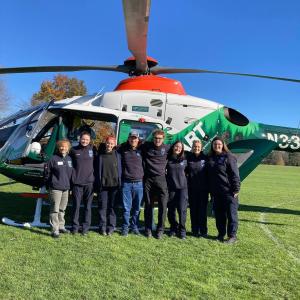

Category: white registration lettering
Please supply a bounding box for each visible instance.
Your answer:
[278,134,289,149]
[291,135,300,150]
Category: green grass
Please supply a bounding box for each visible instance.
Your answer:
[0,165,299,299]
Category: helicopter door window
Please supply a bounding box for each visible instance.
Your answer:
[118,119,162,144]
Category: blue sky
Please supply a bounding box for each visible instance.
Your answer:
[1,0,300,127]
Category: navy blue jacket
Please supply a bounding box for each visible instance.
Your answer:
[166,156,187,190]
[70,144,96,186]
[117,142,144,181]
[186,151,208,191]
[44,153,73,190]
[206,152,240,195]
[97,149,122,189]
[140,142,170,177]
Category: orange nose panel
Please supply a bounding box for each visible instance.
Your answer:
[114,75,186,95]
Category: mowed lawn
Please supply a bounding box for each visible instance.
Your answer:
[0,165,299,300]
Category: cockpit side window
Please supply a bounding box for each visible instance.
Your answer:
[118,119,162,144]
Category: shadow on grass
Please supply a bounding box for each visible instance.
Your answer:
[239,218,286,226]
[239,204,300,216]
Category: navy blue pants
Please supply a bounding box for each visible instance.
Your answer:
[144,175,168,233]
[167,188,188,234]
[213,193,239,238]
[189,188,209,235]
[72,183,94,233]
[98,187,118,233]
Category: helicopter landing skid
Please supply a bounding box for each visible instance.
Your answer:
[1,187,49,229]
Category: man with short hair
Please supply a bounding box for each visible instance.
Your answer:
[118,130,144,236]
[141,129,170,239]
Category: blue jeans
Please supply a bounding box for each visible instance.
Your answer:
[122,181,143,231]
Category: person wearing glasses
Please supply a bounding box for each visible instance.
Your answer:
[186,140,209,237]
[44,139,73,238]
[206,136,240,244]
[141,129,170,239]
[118,130,144,236]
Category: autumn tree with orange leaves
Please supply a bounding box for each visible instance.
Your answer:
[31,74,87,106]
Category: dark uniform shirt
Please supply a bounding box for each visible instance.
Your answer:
[118,142,144,181]
[70,144,95,185]
[166,156,187,190]
[101,151,119,187]
[186,151,208,191]
[206,152,240,195]
[141,142,170,177]
[44,153,73,190]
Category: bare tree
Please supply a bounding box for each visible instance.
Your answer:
[0,79,9,112]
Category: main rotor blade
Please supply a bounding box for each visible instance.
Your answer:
[0,65,130,75]
[123,0,151,73]
[151,66,300,83]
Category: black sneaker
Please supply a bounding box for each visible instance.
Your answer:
[121,230,128,237]
[145,230,152,238]
[107,230,114,236]
[169,230,176,237]
[192,231,200,238]
[225,236,237,244]
[51,232,60,239]
[81,231,88,236]
[217,235,224,242]
[71,230,78,235]
[99,230,107,236]
[200,233,208,238]
[59,228,70,234]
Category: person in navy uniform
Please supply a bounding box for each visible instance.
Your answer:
[97,136,122,236]
[70,131,96,235]
[166,141,188,239]
[140,129,170,239]
[44,139,73,238]
[186,140,209,237]
[118,130,144,236]
[206,136,240,243]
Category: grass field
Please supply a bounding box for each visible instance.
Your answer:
[0,164,299,300]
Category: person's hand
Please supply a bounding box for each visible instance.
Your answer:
[233,193,239,199]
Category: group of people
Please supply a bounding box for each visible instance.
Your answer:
[44,128,240,243]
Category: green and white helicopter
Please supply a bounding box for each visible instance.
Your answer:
[1,0,300,227]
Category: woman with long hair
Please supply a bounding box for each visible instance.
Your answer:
[166,140,188,239]
[207,136,240,243]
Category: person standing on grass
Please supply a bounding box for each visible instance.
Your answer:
[44,139,73,238]
[166,141,188,240]
[141,129,170,239]
[186,140,209,238]
[206,136,240,244]
[70,131,96,236]
[118,130,144,236]
[97,136,122,236]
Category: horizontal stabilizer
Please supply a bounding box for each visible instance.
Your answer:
[228,139,277,181]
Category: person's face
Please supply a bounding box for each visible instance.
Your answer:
[173,142,183,155]
[106,139,116,152]
[153,134,164,147]
[80,134,91,147]
[58,143,69,155]
[213,140,223,154]
[128,136,139,148]
[192,142,202,155]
